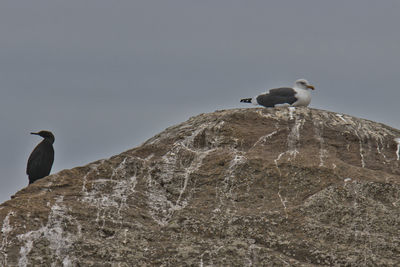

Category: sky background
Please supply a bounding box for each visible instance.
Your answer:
[1,0,400,203]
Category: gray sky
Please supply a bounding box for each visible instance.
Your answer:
[1,0,400,203]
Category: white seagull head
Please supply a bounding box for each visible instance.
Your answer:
[294,79,315,90]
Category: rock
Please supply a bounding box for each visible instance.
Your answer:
[1,107,400,266]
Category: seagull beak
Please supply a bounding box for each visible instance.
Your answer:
[307,85,315,90]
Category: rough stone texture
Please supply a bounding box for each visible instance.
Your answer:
[1,107,400,266]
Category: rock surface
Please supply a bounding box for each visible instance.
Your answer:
[1,107,400,266]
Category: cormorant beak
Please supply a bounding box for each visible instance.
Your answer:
[30,132,39,135]
[307,85,315,90]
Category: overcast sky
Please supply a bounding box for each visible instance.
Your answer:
[1,0,400,203]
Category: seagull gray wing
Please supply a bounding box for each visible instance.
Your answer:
[256,87,297,107]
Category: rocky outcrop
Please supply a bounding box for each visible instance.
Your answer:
[1,107,400,266]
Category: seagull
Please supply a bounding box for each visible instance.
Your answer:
[26,130,55,184]
[240,79,315,107]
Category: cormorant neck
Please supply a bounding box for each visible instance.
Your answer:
[44,136,55,144]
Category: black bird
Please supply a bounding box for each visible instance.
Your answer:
[26,130,55,184]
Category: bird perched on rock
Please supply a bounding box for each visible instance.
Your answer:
[240,79,315,108]
[26,130,55,184]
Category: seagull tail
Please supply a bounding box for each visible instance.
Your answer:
[240,98,252,103]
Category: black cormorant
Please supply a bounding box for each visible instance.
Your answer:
[26,130,55,184]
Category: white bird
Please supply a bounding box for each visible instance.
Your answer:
[240,79,315,107]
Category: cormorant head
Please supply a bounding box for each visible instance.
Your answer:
[31,130,55,143]
[294,79,315,90]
